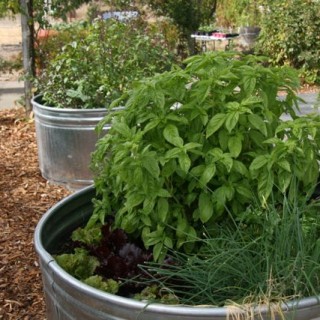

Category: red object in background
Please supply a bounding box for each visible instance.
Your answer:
[211,32,227,38]
[36,29,58,42]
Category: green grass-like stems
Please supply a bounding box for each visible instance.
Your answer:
[137,193,320,307]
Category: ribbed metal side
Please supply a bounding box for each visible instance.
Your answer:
[31,95,109,190]
[34,186,320,320]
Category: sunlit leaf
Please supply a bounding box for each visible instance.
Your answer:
[163,124,184,147]
[178,152,191,173]
[225,111,239,133]
[206,113,226,138]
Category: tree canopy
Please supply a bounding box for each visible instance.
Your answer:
[0,0,91,22]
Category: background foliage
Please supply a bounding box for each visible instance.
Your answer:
[215,0,262,28]
[144,0,217,54]
[35,18,177,108]
[102,0,217,54]
[256,0,320,84]
[0,0,91,21]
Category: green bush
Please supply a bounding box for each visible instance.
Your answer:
[35,21,88,73]
[91,51,320,260]
[35,18,178,108]
[256,0,320,84]
[215,0,261,28]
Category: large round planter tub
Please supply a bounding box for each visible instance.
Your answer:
[34,186,320,320]
[31,95,110,190]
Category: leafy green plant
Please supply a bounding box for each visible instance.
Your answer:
[34,18,178,109]
[34,21,88,74]
[257,0,320,84]
[91,51,320,260]
[55,248,119,293]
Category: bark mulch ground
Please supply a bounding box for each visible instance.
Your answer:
[0,108,71,319]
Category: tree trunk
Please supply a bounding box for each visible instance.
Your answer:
[20,0,34,114]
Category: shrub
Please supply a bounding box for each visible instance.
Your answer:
[91,51,320,260]
[35,18,178,108]
[215,0,261,28]
[34,21,88,74]
[256,0,320,84]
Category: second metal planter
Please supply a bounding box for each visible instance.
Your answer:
[31,95,110,190]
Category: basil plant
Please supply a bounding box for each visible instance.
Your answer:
[91,51,320,260]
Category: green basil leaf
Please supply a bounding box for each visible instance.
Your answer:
[163,124,183,147]
[152,89,165,108]
[206,113,226,138]
[199,163,216,186]
[258,171,274,203]
[228,135,242,158]
[142,156,160,178]
[184,142,202,151]
[111,121,132,138]
[164,236,173,249]
[249,155,269,171]
[248,114,268,136]
[232,160,249,176]
[153,242,164,261]
[278,170,292,193]
[236,184,253,199]
[225,111,239,133]
[249,130,265,148]
[218,129,229,151]
[125,192,144,209]
[221,154,233,172]
[143,119,161,134]
[178,152,191,173]
[243,76,256,94]
[133,167,143,185]
[157,189,171,198]
[277,160,291,172]
[143,197,156,215]
[241,96,263,106]
[165,147,182,159]
[199,192,213,223]
[141,215,152,227]
[157,198,169,223]
[190,164,205,177]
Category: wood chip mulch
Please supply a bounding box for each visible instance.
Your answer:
[0,108,71,320]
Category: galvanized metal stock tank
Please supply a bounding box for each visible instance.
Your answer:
[34,186,320,320]
[31,95,109,190]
